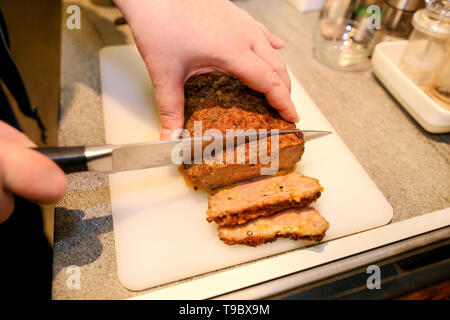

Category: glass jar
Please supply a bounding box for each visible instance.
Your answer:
[430,48,450,105]
[320,0,362,20]
[398,0,450,88]
[314,18,377,71]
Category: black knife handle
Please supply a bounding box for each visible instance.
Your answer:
[34,146,87,174]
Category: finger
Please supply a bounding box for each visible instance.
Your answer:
[255,21,284,49]
[227,52,299,123]
[0,121,36,147]
[252,36,291,92]
[0,122,38,222]
[0,141,67,206]
[152,76,186,140]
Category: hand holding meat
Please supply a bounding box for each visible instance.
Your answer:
[113,0,299,139]
[0,121,66,222]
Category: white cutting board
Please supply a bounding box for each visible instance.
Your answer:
[99,45,393,291]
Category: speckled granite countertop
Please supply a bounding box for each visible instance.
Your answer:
[52,0,450,299]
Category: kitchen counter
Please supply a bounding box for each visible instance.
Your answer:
[52,0,450,299]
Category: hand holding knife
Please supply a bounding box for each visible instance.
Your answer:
[34,130,331,174]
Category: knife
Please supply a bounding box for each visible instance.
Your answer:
[34,130,331,174]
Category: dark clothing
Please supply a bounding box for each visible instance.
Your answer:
[0,8,53,300]
[0,197,53,299]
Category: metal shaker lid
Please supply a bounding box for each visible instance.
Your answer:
[387,0,425,11]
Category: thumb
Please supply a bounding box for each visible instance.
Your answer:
[152,76,186,140]
[0,140,67,223]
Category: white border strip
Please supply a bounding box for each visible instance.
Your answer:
[130,208,449,300]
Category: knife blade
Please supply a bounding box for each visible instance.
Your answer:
[35,129,331,173]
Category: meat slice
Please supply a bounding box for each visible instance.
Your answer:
[218,207,329,246]
[182,72,305,191]
[207,172,323,226]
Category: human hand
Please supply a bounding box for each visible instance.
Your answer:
[0,121,67,223]
[114,0,299,139]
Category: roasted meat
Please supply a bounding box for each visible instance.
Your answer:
[218,207,329,246]
[183,135,304,191]
[182,72,304,191]
[180,72,329,248]
[207,172,323,226]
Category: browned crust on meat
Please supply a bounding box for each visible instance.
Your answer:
[208,190,322,225]
[219,232,327,247]
[184,72,297,133]
[182,139,305,191]
[182,72,305,191]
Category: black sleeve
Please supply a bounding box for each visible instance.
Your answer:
[0,7,47,142]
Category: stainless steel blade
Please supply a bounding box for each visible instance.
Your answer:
[108,129,331,172]
[112,140,183,172]
[302,130,332,142]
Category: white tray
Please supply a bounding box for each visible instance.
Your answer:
[372,41,450,134]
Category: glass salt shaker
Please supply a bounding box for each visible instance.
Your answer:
[398,0,450,89]
[430,47,450,105]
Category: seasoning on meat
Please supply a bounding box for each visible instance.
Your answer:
[207,172,323,226]
[180,72,329,248]
[218,207,329,246]
[182,135,304,191]
[182,72,305,191]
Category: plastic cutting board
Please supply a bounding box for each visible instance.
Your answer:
[99,45,393,291]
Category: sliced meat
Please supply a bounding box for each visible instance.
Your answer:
[182,72,304,191]
[207,172,323,226]
[218,207,329,246]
